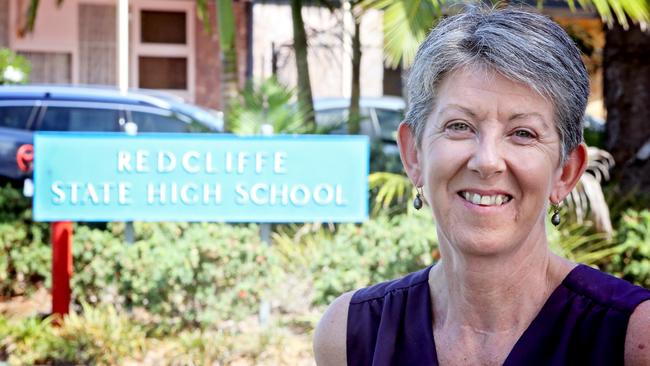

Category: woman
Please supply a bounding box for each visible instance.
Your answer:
[314,7,650,366]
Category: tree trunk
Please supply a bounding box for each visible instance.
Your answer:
[349,17,362,134]
[215,0,239,130]
[221,48,239,128]
[603,22,650,193]
[290,0,316,131]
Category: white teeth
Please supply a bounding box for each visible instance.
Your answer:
[495,195,503,205]
[461,191,510,206]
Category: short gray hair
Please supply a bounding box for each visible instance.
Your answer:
[405,6,589,162]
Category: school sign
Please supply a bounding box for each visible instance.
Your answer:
[33,133,369,222]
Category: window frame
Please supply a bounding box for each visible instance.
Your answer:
[34,101,127,133]
[0,100,40,130]
[125,105,193,133]
[132,0,195,102]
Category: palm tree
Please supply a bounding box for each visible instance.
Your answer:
[197,0,240,129]
[290,0,317,132]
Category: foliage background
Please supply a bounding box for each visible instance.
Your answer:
[0,183,648,364]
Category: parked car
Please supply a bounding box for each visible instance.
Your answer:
[313,96,405,144]
[0,85,224,182]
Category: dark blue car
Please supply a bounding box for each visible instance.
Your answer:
[0,85,224,182]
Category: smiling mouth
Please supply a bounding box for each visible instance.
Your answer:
[458,191,513,206]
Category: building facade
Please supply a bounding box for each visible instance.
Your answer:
[1,0,251,110]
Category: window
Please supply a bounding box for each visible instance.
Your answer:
[138,57,187,89]
[141,11,186,44]
[315,108,347,132]
[134,3,194,99]
[375,108,404,141]
[0,106,35,130]
[130,111,189,133]
[315,107,373,135]
[39,107,120,132]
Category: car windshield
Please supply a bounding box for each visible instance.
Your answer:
[375,108,403,142]
[172,103,224,132]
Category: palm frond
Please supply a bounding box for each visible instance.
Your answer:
[228,77,310,135]
[362,0,445,68]
[564,147,615,236]
[548,221,622,265]
[196,0,213,35]
[363,0,649,69]
[590,0,650,29]
[368,172,414,215]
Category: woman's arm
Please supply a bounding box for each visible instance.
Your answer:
[625,299,650,365]
[313,291,355,366]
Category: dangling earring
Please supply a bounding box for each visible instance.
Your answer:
[551,202,561,226]
[413,186,424,210]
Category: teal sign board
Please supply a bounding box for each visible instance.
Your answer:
[33,133,369,222]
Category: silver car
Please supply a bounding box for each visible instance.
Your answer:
[313,96,405,148]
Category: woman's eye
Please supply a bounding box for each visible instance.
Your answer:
[447,122,471,132]
[513,129,534,139]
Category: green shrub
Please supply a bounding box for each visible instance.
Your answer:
[0,306,144,366]
[605,209,650,288]
[0,185,50,297]
[70,222,280,330]
[0,48,31,85]
[0,314,58,366]
[55,303,146,365]
[0,184,31,222]
[275,211,438,306]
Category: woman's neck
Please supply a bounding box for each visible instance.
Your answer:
[429,227,575,335]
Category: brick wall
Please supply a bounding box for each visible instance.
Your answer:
[194,0,250,111]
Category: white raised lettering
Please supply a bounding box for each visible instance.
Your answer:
[182,151,201,173]
[225,152,234,173]
[158,151,176,173]
[251,183,268,205]
[117,151,132,172]
[202,184,222,204]
[237,152,249,174]
[180,184,199,204]
[335,185,347,206]
[70,182,79,204]
[313,184,334,205]
[85,183,100,204]
[101,183,113,204]
[205,152,219,173]
[118,183,132,204]
[274,152,287,174]
[170,182,178,204]
[136,150,149,172]
[290,184,310,206]
[235,183,249,204]
[147,183,166,204]
[269,184,289,205]
[51,181,65,204]
[255,152,268,174]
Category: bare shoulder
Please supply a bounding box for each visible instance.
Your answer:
[625,299,650,366]
[313,291,355,366]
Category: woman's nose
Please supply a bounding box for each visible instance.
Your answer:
[467,137,506,179]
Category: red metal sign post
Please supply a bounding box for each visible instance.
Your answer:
[51,221,73,316]
[17,143,74,317]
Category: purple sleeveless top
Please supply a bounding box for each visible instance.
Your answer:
[347,264,650,365]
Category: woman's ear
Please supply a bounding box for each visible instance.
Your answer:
[397,122,423,187]
[550,143,588,203]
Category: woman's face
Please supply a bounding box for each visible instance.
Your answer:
[400,67,572,256]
